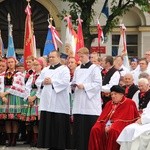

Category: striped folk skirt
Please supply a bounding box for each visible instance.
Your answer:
[0,89,23,120]
[21,89,40,122]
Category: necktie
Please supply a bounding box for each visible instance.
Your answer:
[140,92,145,98]
[125,87,129,95]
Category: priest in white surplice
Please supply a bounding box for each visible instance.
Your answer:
[71,47,102,150]
[131,58,150,85]
[36,51,70,149]
[117,99,150,150]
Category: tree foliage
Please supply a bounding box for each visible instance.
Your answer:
[61,0,150,48]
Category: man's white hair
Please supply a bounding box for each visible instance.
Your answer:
[138,78,149,85]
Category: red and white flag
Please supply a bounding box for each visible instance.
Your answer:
[76,16,84,51]
[64,15,77,56]
[97,19,104,47]
[23,3,34,70]
[76,14,84,61]
[50,25,63,50]
[118,24,126,55]
[118,24,130,69]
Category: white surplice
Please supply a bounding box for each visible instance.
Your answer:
[117,101,150,150]
[102,70,120,92]
[72,64,102,116]
[119,64,130,77]
[36,65,70,114]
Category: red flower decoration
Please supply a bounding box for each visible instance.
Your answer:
[16,81,20,84]
[8,114,14,119]
[31,115,36,121]
[16,113,21,119]
[11,86,16,90]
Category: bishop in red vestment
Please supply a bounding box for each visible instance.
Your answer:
[88,85,139,150]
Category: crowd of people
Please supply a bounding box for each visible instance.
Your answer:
[0,47,150,150]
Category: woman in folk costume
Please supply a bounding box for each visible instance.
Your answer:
[22,55,35,144]
[22,58,43,147]
[67,56,78,148]
[68,57,78,117]
[25,55,35,83]
[0,57,26,147]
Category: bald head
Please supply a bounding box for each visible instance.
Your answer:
[124,73,133,79]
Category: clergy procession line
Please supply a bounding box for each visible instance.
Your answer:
[0,47,150,150]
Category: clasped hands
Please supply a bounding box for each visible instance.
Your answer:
[77,84,84,89]
[0,92,8,104]
[43,77,52,85]
[72,83,84,89]
[28,95,37,106]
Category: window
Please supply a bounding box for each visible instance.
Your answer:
[112,34,138,58]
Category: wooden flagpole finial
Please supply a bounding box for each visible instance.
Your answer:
[77,11,81,19]
[64,13,71,24]
[120,24,126,30]
[76,11,83,24]
[7,13,11,22]
[26,0,31,6]
[47,14,52,26]
[50,16,53,24]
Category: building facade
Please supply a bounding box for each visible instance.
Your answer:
[0,0,150,58]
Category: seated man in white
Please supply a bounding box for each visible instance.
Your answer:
[117,99,150,150]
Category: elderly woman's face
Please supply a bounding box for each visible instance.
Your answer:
[138,82,149,92]
[111,92,124,103]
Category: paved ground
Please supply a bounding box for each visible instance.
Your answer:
[0,147,46,150]
[0,147,43,150]
[0,142,46,150]
[0,147,45,150]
